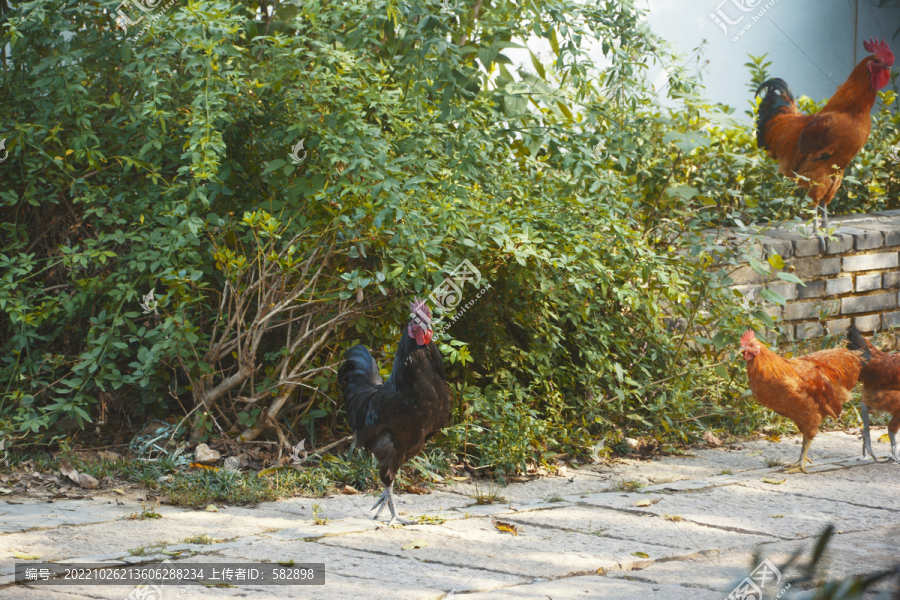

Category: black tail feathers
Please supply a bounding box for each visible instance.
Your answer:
[846,325,872,365]
[755,78,796,152]
[338,345,383,392]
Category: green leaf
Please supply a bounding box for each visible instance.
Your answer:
[748,257,771,275]
[667,185,698,200]
[662,131,710,153]
[776,272,804,285]
[262,159,287,176]
[529,50,546,80]
[758,288,786,306]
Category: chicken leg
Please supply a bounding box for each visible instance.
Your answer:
[784,435,815,474]
[889,430,900,464]
[860,404,885,462]
[370,479,414,526]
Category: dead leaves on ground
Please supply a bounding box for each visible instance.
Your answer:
[633,498,661,507]
[59,459,99,489]
[491,518,519,536]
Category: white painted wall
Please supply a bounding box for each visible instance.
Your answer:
[644,0,900,112]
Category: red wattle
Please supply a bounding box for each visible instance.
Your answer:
[872,68,891,90]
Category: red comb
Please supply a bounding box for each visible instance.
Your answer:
[864,37,894,66]
[410,298,431,322]
[740,330,756,347]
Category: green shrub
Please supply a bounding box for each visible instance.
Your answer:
[2,0,885,474]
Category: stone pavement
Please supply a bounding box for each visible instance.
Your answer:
[0,430,898,599]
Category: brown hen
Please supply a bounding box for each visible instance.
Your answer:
[740,330,867,473]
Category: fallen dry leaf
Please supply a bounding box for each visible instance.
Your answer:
[112,488,126,495]
[765,435,781,443]
[14,552,40,560]
[631,552,650,558]
[879,434,891,444]
[59,459,79,484]
[206,504,219,512]
[702,432,722,447]
[59,458,99,489]
[190,463,219,471]
[78,473,99,489]
[633,498,661,507]
[401,540,428,550]
[491,518,519,536]
[763,478,786,485]
[342,485,358,495]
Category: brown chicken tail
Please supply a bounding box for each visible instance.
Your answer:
[755,78,797,154]
[846,325,872,365]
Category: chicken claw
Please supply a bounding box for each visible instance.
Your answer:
[784,438,813,474]
[371,483,414,526]
[783,462,810,474]
[371,488,389,518]
[861,404,886,462]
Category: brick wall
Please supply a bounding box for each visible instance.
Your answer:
[722,210,900,340]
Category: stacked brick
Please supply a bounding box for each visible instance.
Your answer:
[724,210,900,340]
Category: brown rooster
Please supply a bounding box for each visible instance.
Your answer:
[846,325,900,463]
[740,330,868,473]
[755,38,894,250]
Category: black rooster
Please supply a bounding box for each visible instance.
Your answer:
[338,299,452,525]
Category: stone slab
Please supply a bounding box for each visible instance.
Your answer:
[318,516,700,579]
[217,536,526,594]
[0,505,299,569]
[605,528,900,598]
[500,505,774,553]
[578,484,900,540]
[462,576,726,600]
[736,460,900,511]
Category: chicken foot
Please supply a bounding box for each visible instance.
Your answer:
[860,404,886,463]
[889,430,900,464]
[784,436,815,474]
[371,480,415,526]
